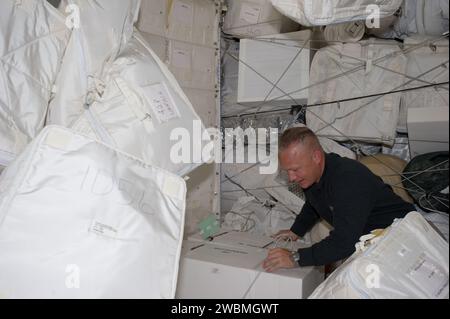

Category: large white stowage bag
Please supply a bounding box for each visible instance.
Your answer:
[46,0,141,127]
[306,40,407,146]
[223,0,299,38]
[0,0,69,169]
[0,126,186,298]
[270,0,402,26]
[309,212,449,299]
[72,32,211,176]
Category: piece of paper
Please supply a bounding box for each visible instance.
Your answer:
[143,83,180,123]
[240,2,261,25]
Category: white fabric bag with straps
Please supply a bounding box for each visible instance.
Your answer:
[72,31,212,176]
[309,212,449,299]
[0,0,69,169]
[306,40,407,146]
[46,0,141,127]
[270,0,402,27]
[0,126,186,298]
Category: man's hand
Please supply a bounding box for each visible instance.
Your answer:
[262,248,297,272]
[272,229,299,241]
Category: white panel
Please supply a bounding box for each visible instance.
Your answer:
[192,46,216,90]
[407,107,449,158]
[193,0,218,47]
[140,32,167,61]
[183,88,217,127]
[168,40,193,87]
[168,40,217,91]
[167,0,195,43]
[238,31,311,107]
[137,0,167,37]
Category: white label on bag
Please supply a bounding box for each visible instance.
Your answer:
[409,253,449,298]
[240,3,261,25]
[172,0,194,25]
[143,83,180,123]
[90,221,118,238]
[172,48,191,69]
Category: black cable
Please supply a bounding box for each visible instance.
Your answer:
[222,81,449,119]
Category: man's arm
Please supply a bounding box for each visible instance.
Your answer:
[290,200,320,237]
[297,171,376,267]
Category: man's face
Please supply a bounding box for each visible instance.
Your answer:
[279,143,322,189]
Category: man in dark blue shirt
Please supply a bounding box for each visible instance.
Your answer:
[263,127,415,271]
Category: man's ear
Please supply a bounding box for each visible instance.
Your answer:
[312,149,321,164]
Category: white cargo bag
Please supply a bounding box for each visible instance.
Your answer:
[369,0,449,39]
[309,212,449,299]
[270,0,402,26]
[0,0,69,169]
[46,0,141,127]
[223,0,299,38]
[0,126,186,298]
[72,32,211,177]
[306,40,407,146]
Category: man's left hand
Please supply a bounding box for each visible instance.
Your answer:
[262,248,297,272]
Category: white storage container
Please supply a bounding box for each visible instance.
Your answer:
[176,235,324,299]
[407,107,449,158]
[237,30,311,108]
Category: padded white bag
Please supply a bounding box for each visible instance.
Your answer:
[306,40,407,146]
[72,32,211,177]
[0,126,186,298]
[369,0,449,39]
[309,212,449,299]
[0,0,69,169]
[46,0,141,127]
[270,0,402,26]
[223,0,299,38]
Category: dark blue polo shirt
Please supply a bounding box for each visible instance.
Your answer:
[291,153,415,267]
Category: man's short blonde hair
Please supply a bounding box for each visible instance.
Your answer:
[279,127,322,152]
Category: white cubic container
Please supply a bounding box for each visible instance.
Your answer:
[237,30,311,108]
[176,232,324,299]
[407,107,449,158]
